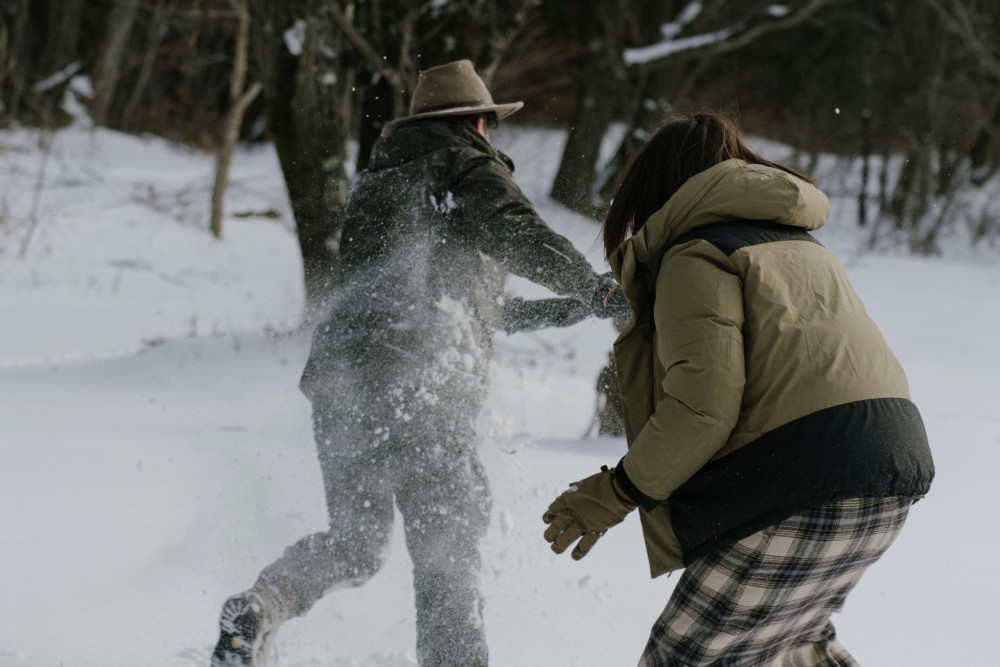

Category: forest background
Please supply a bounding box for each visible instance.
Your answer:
[5,0,1000,318]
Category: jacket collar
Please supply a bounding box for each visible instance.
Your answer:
[368,119,515,172]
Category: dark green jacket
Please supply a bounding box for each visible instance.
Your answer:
[609,160,934,576]
[301,120,601,400]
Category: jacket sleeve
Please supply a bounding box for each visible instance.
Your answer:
[450,154,599,301]
[619,242,746,504]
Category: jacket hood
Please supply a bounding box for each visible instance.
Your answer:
[610,159,829,289]
[368,119,515,173]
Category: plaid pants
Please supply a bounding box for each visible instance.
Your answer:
[638,496,913,667]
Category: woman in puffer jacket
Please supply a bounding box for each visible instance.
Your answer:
[542,111,934,666]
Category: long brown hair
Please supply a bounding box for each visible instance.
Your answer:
[602,111,815,259]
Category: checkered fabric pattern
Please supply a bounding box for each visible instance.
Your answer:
[638,496,913,667]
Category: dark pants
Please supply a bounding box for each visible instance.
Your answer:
[257,354,492,667]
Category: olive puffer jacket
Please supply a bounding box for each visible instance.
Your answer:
[609,159,934,577]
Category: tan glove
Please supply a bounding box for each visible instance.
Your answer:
[542,466,637,560]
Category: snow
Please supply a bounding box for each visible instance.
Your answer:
[1,121,998,667]
[284,21,307,57]
[30,62,83,94]
[428,191,457,214]
[624,25,740,66]
[659,2,702,41]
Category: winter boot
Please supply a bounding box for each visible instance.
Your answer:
[210,591,277,667]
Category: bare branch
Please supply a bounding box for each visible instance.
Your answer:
[479,0,542,85]
[395,2,421,116]
[227,0,250,102]
[326,1,409,95]
[624,0,840,69]
[211,0,261,239]
[920,0,1000,81]
[20,130,55,258]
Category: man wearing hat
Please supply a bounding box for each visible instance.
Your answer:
[211,59,626,667]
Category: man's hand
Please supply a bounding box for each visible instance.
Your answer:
[542,466,637,560]
[501,297,593,334]
[591,273,631,321]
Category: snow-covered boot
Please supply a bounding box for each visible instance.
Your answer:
[210,591,277,667]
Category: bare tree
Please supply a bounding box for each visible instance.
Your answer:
[590,0,842,211]
[211,0,262,239]
[1,0,33,124]
[334,0,542,170]
[120,0,168,131]
[245,0,356,319]
[1,0,90,126]
[871,0,1000,252]
[549,0,630,216]
[921,0,1000,186]
[91,0,141,127]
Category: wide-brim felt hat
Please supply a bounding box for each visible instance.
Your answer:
[382,59,523,135]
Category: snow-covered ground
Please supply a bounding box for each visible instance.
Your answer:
[1,121,997,667]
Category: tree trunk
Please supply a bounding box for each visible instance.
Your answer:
[551,85,615,217]
[889,150,916,230]
[121,1,166,132]
[211,0,261,239]
[0,0,31,124]
[248,0,352,321]
[91,0,139,127]
[596,64,676,203]
[858,109,872,226]
[550,1,626,218]
[594,0,683,204]
[33,0,86,120]
[351,0,399,171]
[550,0,627,217]
[597,0,841,206]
